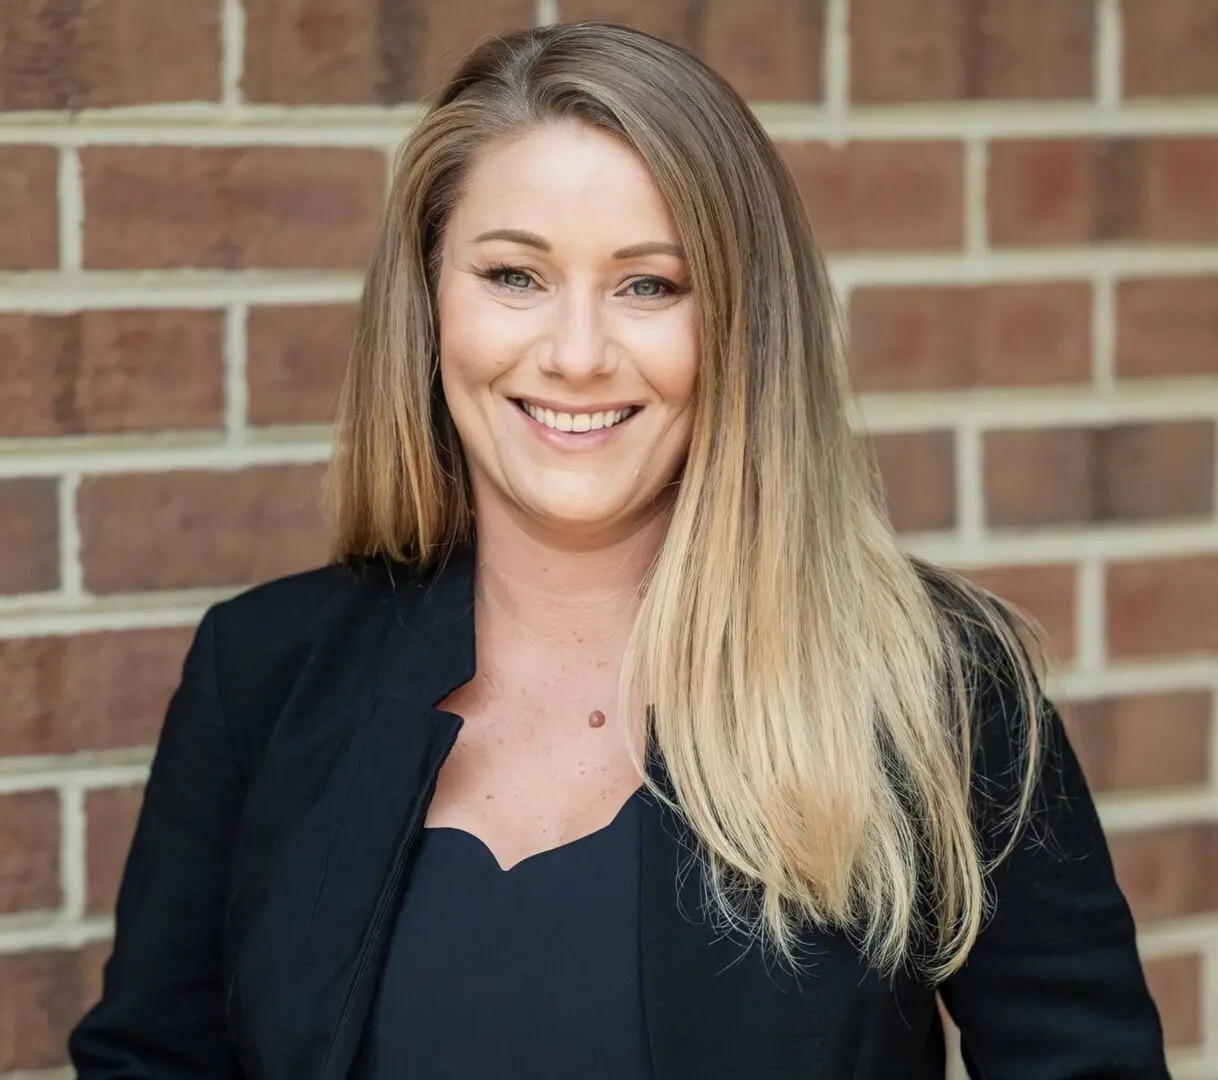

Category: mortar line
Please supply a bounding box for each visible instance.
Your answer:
[1092,272,1117,390]
[57,148,83,271]
[225,305,249,444]
[1076,556,1106,671]
[964,140,988,258]
[9,101,1218,143]
[822,0,850,144]
[956,423,984,544]
[59,784,85,921]
[1096,0,1123,109]
[58,473,83,601]
[221,0,246,111]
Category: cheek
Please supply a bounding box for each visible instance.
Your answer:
[437,279,525,388]
[632,312,699,407]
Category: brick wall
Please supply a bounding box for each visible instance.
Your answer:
[1,1,1216,1076]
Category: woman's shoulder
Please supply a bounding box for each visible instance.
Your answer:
[209,557,392,638]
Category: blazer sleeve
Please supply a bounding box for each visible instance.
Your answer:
[69,609,246,1078]
[939,671,1171,1078]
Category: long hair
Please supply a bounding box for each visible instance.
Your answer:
[326,21,1047,981]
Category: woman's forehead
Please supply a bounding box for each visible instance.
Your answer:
[451,123,677,240]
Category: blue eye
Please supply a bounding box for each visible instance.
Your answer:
[483,265,535,291]
[622,277,678,301]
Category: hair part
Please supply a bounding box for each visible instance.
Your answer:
[326,21,1048,981]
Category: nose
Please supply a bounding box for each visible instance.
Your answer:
[537,285,619,382]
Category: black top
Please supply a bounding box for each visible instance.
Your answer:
[67,549,1170,1080]
[357,788,654,1078]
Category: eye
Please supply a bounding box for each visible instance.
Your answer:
[482,265,536,292]
[621,276,679,301]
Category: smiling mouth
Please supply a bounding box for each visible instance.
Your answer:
[512,399,643,433]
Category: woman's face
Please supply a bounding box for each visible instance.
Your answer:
[436,120,699,544]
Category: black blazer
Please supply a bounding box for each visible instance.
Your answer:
[70,546,1169,1079]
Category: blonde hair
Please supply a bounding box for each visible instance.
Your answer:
[327,22,1048,981]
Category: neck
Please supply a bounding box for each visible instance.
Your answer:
[470,498,670,656]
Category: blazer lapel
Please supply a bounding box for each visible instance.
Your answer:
[227,549,477,1080]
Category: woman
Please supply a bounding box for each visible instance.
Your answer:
[70,21,1168,1080]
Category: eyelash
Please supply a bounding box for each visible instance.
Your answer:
[479,263,680,301]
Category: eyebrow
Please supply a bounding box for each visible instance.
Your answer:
[472,228,684,261]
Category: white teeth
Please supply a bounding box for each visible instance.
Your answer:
[519,401,636,432]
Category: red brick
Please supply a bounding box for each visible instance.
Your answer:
[1143,953,1203,1049]
[0,0,220,109]
[0,145,58,269]
[78,465,328,593]
[1108,555,1218,658]
[0,948,100,1071]
[0,790,60,915]
[1124,0,1218,97]
[850,0,1094,103]
[959,564,1077,662]
[86,786,144,916]
[0,311,224,437]
[1109,823,1218,922]
[562,0,825,100]
[247,304,355,425]
[244,0,535,103]
[1070,691,1211,793]
[850,283,1091,392]
[781,141,964,252]
[869,431,956,534]
[0,628,193,757]
[983,422,1214,527]
[81,147,385,270]
[1117,277,1218,378]
[989,137,1218,246]
[0,478,59,595]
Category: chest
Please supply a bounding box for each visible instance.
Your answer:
[225,695,945,1080]
[425,675,647,870]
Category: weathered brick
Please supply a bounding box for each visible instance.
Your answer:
[247,304,356,425]
[0,948,99,1071]
[960,564,1077,662]
[1143,953,1203,1049]
[81,147,386,270]
[0,628,193,757]
[78,465,328,593]
[869,431,956,534]
[0,0,221,109]
[562,0,826,100]
[1107,555,1218,658]
[244,0,535,103]
[0,145,58,269]
[1116,277,1218,378]
[86,786,144,916]
[0,478,59,595]
[983,422,1215,527]
[1071,691,1211,793]
[849,283,1091,392]
[0,311,224,437]
[850,0,1094,103]
[1124,0,1218,97]
[781,141,964,252]
[989,137,1218,246]
[1108,823,1218,922]
[0,790,60,915]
